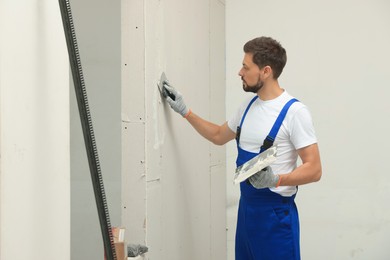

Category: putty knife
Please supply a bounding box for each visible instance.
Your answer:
[157,72,176,101]
[233,145,277,184]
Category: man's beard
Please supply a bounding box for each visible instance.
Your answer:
[242,78,263,93]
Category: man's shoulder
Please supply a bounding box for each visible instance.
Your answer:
[283,92,308,113]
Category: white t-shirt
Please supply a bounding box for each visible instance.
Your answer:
[228,91,317,196]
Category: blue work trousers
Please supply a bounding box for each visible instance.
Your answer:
[235,146,300,260]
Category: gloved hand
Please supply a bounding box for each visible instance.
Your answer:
[163,82,189,117]
[127,244,148,257]
[248,167,280,189]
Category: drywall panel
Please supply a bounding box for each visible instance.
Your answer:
[122,0,226,259]
[145,1,212,259]
[68,1,121,260]
[122,121,146,243]
[121,0,147,248]
[0,1,70,260]
[226,0,390,259]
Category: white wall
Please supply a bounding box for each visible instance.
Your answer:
[226,0,390,259]
[0,1,70,260]
[122,0,226,259]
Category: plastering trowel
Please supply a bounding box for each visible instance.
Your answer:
[233,145,278,184]
[157,72,176,101]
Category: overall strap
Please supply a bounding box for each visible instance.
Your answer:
[239,96,258,129]
[235,95,258,144]
[260,98,299,153]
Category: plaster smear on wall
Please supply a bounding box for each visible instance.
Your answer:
[146,0,167,151]
[153,86,166,150]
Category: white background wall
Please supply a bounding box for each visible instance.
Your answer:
[226,0,390,259]
[0,1,70,260]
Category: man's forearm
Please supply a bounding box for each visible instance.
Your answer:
[278,161,322,186]
[185,111,235,146]
[278,143,322,186]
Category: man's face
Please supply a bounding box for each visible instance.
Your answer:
[238,52,263,93]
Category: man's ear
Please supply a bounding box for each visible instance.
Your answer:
[262,65,273,79]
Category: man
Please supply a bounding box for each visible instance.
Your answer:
[163,36,322,260]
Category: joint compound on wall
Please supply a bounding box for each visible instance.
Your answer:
[153,83,165,150]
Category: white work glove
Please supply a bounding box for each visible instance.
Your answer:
[248,167,280,189]
[163,82,189,117]
[128,244,148,257]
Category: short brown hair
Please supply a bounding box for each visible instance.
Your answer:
[243,37,287,79]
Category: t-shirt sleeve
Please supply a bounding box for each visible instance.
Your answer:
[289,106,318,150]
[227,110,240,133]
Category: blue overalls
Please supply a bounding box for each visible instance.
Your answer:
[235,96,300,260]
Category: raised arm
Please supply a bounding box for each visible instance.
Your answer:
[185,113,235,145]
[163,81,235,145]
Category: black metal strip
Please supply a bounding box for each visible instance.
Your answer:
[58,1,116,259]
